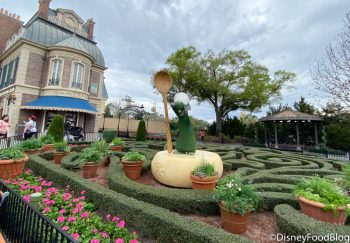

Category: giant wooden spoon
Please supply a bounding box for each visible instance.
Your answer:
[154,71,173,153]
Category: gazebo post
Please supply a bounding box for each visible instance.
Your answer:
[295,122,301,151]
[314,122,320,149]
[264,124,268,148]
[274,122,279,149]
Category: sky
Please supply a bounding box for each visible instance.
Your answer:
[1,0,350,121]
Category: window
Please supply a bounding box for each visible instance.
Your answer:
[49,59,63,86]
[71,63,84,89]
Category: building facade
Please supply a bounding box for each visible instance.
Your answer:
[0,0,108,136]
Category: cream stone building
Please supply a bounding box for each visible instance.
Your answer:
[0,0,108,136]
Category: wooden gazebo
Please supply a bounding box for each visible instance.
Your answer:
[259,109,323,151]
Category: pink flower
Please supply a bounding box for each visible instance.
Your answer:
[80,190,86,195]
[45,191,51,197]
[62,193,71,201]
[72,209,79,214]
[25,169,32,174]
[41,181,46,186]
[68,217,76,222]
[23,195,30,203]
[72,198,79,203]
[18,178,23,181]
[20,185,29,190]
[45,200,55,205]
[72,233,79,240]
[35,186,42,192]
[43,207,50,213]
[12,181,18,185]
[92,229,99,233]
[130,240,138,243]
[90,239,100,243]
[57,216,65,223]
[106,214,111,219]
[68,203,73,207]
[46,182,53,187]
[115,239,124,243]
[80,212,89,218]
[59,209,65,214]
[117,221,125,228]
[101,232,108,238]
[79,196,85,200]
[112,216,119,222]
[62,226,69,231]
[38,177,44,181]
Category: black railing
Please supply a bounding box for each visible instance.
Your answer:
[0,181,77,243]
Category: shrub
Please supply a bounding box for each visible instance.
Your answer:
[111,138,125,146]
[53,141,70,153]
[213,173,260,215]
[103,130,117,143]
[46,115,64,142]
[80,147,103,164]
[293,176,350,214]
[121,151,145,162]
[192,161,217,177]
[39,135,55,145]
[91,140,109,156]
[0,147,25,160]
[20,139,43,151]
[136,120,147,141]
[61,153,83,171]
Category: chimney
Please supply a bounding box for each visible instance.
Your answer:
[38,0,52,19]
[86,18,95,40]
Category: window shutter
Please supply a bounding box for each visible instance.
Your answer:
[11,57,19,84]
[5,60,14,86]
[0,64,8,88]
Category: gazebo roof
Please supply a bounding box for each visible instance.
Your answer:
[259,109,323,122]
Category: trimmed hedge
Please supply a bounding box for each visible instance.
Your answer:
[47,115,64,142]
[103,130,117,143]
[26,155,251,243]
[61,152,83,171]
[274,204,350,243]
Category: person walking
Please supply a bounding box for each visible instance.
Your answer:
[24,115,37,139]
[0,115,10,138]
[200,129,206,144]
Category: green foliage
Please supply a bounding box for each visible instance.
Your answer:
[192,161,217,177]
[111,138,125,146]
[61,153,84,171]
[39,135,55,145]
[275,204,350,242]
[103,130,117,143]
[213,173,260,215]
[46,115,64,142]
[135,120,147,141]
[91,140,109,156]
[20,139,43,150]
[80,147,103,164]
[0,147,25,160]
[26,155,251,243]
[293,96,316,114]
[121,151,145,162]
[293,176,350,214]
[53,141,70,153]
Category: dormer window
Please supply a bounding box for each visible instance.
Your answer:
[71,63,84,89]
[48,59,63,86]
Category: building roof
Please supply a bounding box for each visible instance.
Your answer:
[56,34,89,54]
[259,109,323,122]
[102,81,108,99]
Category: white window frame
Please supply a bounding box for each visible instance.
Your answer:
[48,58,64,86]
[70,62,84,90]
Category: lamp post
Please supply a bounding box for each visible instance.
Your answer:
[102,112,106,131]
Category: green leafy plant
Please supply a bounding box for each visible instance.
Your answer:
[121,151,145,162]
[91,140,109,156]
[213,173,260,215]
[136,120,147,141]
[192,161,217,177]
[111,138,125,146]
[46,115,64,142]
[53,142,70,153]
[102,129,117,143]
[20,139,43,151]
[0,147,25,160]
[343,165,350,190]
[40,135,55,145]
[80,147,103,164]
[293,176,350,214]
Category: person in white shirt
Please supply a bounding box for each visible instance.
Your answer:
[24,115,37,140]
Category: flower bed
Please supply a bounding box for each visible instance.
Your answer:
[4,169,139,243]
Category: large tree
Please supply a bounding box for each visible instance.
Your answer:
[293,96,316,114]
[166,46,295,136]
[312,13,350,109]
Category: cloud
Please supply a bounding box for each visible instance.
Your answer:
[2,0,350,121]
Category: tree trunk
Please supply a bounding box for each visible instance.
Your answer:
[215,110,222,137]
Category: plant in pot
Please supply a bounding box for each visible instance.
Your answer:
[293,176,350,225]
[80,147,103,179]
[20,139,43,156]
[213,173,260,234]
[110,138,125,151]
[92,140,110,165]
[40,135,55,152]
[121,151,146,180]
[0,147,27,180]
[190,160,218,190]
[52,142,70,164]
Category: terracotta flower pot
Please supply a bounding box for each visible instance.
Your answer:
[0,156,28,180]
[297,196,349,225]
[52,151,68,165]
[121,160,144,180]
[110,145,123,151]
[190,174,218,190]
[41,144,54,152]
[219,202,249,234]
[82,163,98,179]
[23,148,42,156]
[103,156,109,166]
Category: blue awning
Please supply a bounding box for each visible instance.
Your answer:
[21,96,97,114]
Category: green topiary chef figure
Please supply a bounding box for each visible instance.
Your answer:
[171,92,196,153]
